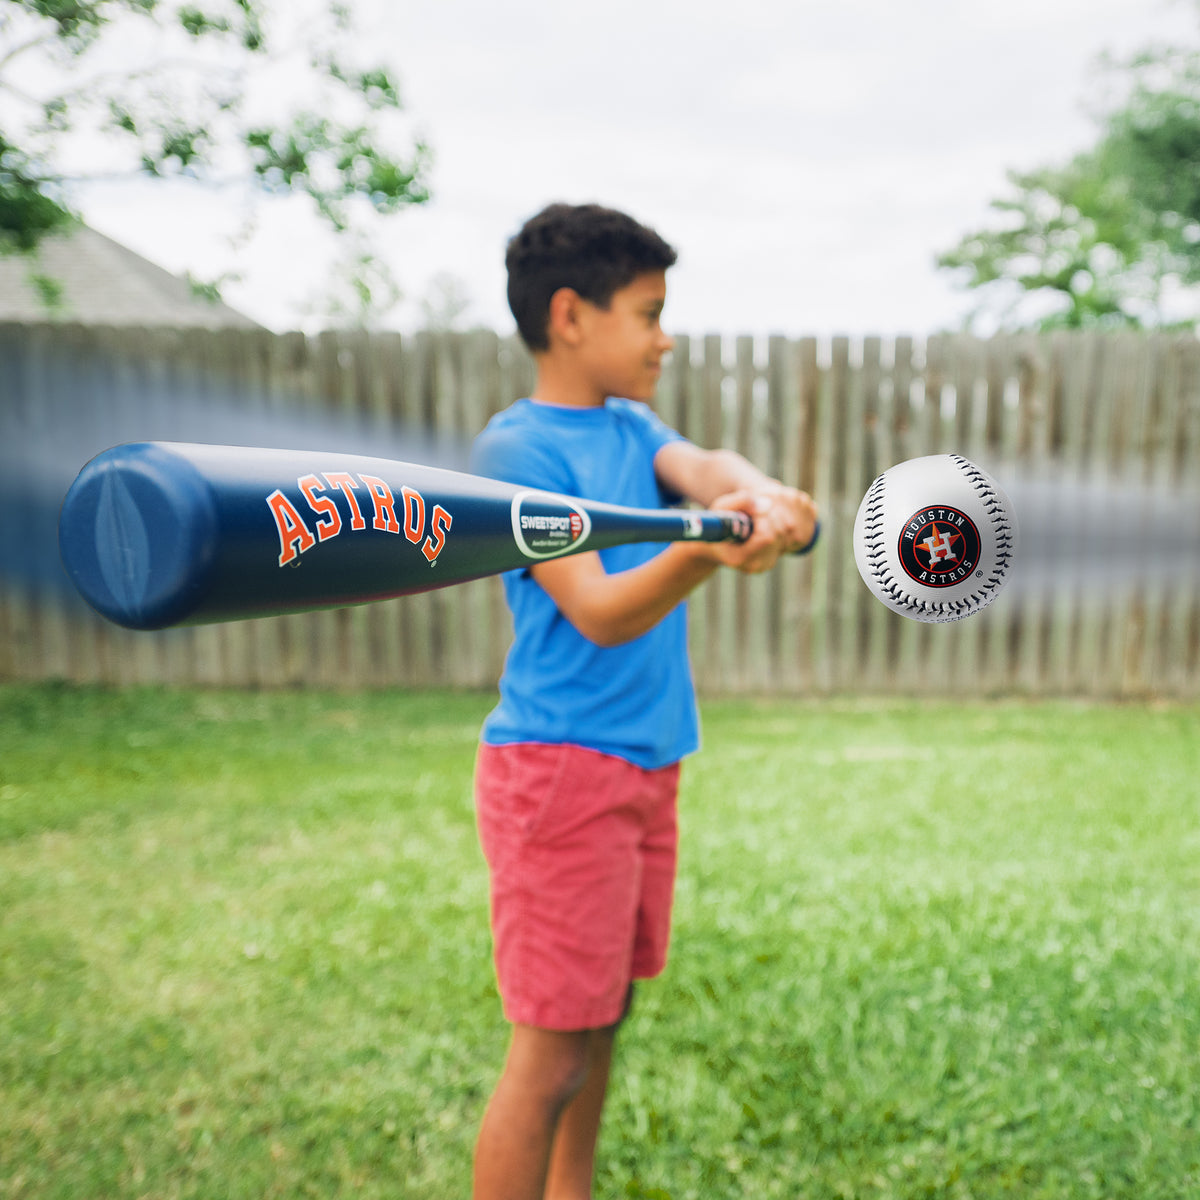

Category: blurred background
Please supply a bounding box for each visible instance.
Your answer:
[2,0,1198,698]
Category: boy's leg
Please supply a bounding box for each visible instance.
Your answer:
[473,1023,595,1200]
[474,746,678,1196]
[543,1021,618,1200]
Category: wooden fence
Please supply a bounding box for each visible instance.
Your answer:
[2,322,1198,698]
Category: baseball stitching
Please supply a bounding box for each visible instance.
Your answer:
[862,456,1015,622]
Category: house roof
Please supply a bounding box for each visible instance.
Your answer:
[0,224,262,329]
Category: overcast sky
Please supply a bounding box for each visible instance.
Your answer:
[77,0,1200,337]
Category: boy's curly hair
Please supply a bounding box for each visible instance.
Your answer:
[506,203,677,351]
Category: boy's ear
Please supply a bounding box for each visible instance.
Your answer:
[546,287,586,346]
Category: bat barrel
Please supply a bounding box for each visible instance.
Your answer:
[58,442,520,629]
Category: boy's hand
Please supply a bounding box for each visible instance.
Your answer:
[709,486,819,573]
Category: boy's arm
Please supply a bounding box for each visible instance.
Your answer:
[530,489,777,648]
[530,540,720,649]
[530,442,819,648]
[653,440,818,554]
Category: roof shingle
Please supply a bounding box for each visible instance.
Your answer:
[0,225,262,329]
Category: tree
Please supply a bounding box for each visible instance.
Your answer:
[937,36,1200,331]
[0,0,431,319]
[1098,43,1200,273]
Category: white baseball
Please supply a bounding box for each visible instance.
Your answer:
[852,454,1018,623]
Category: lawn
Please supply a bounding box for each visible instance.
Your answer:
[1,684,1197,1199]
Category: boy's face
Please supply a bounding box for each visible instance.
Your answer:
[574,270,675,403]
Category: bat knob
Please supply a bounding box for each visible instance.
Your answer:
[59,443,217,630]
[795,517,820,555]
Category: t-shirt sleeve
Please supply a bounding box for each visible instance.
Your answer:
[618,399,687,459]
[614,400,689,506]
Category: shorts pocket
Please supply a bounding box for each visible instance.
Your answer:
[510,744,574,843]
[476,743,574,849]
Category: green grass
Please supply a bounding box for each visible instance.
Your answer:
[1,684,1197,1199]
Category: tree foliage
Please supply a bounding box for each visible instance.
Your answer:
[937,35,1200,331]
[1101,44,1200,271]
[0,0,431,316]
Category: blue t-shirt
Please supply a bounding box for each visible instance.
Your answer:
[469,397,700,769]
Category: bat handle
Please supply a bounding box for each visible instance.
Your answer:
[716,510,754,542]
[718,512,821,555]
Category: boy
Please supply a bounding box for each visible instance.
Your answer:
[468,203,818,1200]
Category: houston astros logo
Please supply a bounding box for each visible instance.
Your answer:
[266,472,452,569]
[898,505,982,587]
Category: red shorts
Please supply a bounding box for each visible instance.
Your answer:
[474,741,680,1031]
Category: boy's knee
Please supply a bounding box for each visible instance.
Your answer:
[507,1027,595,1114]
[548,1041,594,1109]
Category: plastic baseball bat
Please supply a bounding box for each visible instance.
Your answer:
[58,441,816,631]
